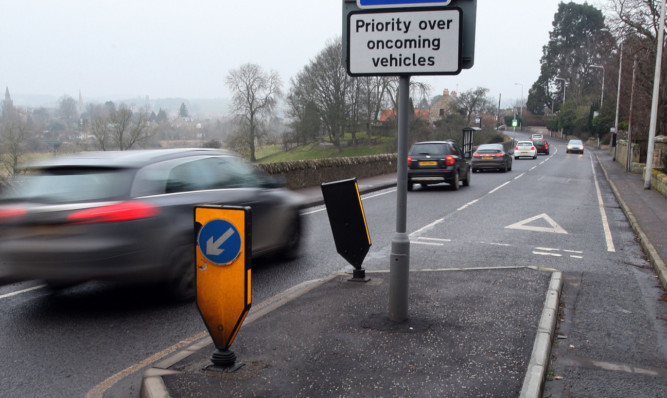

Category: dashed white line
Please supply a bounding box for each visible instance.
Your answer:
[457,199,479,211]
[0,284,45,300]
[488,181,511,194]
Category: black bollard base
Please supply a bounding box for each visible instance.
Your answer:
[203,348,244,373]
[348,268,370,282]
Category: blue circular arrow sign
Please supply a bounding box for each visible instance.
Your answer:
[197,219,242,265]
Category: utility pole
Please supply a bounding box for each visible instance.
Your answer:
[644,0,666,189]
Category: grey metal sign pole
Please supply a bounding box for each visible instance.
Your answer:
[389,75,411,322]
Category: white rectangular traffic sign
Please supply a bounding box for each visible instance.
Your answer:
[347,8,461,76]
[357,0,452,8]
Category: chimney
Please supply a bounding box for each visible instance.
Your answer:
[443,89,449,96]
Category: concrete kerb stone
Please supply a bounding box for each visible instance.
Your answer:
[141,267,561,398]
[595,154,667,290]
[520,271,563,398]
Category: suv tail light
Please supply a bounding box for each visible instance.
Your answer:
[0,208,27,223]
[495,152,505,157]
[445,156,455,166]
[67,201,160,224]
[407,156,412,167]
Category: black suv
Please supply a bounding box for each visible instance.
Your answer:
[407,140,471,191]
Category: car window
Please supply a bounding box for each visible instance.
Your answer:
[476,145,502,153]
[0,167,133,204]
[409,143,451,156]
[133,155,263,196]
[517,142,532,147]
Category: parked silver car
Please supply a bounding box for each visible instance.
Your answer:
[0,148,304,300]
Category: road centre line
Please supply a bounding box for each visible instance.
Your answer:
[514,173,526,180]
[457,199,478,211]
[301,188,396,215]
[411,240,444,246]
[589,154,616,252]
[488,181,511,194]
[0,284,45,300]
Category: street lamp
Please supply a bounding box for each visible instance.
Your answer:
[590,65,605,148]
[554,77,568,104]
[590,65,605,108]
[514,82,523,130]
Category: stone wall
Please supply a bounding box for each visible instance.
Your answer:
[257,154,398,190]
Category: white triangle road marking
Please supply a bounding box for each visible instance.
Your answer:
[505,213,568,234]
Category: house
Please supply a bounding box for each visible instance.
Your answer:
[429,89,460,123]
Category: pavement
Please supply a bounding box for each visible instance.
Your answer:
[139,147,666,398]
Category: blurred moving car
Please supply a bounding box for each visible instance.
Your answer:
[471,143,512,173]
[533,138,550,155]
[514,141,537,159]
[566,139,585,154]
[0,148,304,299]
[531,134,544,141]
[407,140,471,191]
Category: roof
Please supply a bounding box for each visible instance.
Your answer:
[24,148,236,169]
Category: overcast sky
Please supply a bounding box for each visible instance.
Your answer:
[1,0,593,108]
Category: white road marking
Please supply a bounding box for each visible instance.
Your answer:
[302,188,396,215]
[506,213,568,234]
[417,237,451,242]
[533,251,562,257]
[514,173,526,180]
[488,181,511,194]
[411,240,444,246]
[0,284,45,300]
[589,154,616,252]
[457,199,479,211]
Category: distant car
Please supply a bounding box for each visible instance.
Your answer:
[531,134,544,141]
[566,139,585,154]
[495,125,506,131]
[407,140,471,191]
[471,143,512,173]
[514,141,537,159]
[0,148,304,300]
[533,138,550,155]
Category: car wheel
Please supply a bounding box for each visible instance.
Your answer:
[278,215,302,260]
[450,171,460,191]
[407,181,413,191]
[462,167,470,187]
[533,154,537,159]
[514,156,518,160]
[508,159,512,171]
[546,151,549,155]
[502,161,508,173]
[165,242,195,301]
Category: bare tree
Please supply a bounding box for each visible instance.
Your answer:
[58,95,78,128]
[0,111,32,184]
[457,87,491,124]
[87,102,153,151]
[226,63,282,161]
[109,104,153,150]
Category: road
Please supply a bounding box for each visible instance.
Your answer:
[1,132,665,397]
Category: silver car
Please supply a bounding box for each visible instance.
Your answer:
[566,139,585,154]
[0,148,304,300]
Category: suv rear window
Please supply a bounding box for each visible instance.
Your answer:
[409,143,451,156]
[1,167,133,204]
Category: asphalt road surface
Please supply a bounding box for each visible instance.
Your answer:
[0,132,664,397]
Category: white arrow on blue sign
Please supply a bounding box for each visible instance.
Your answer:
[197,219,242,265]
[357,0,452,8]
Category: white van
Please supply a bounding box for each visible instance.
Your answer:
[531,134,543,141]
